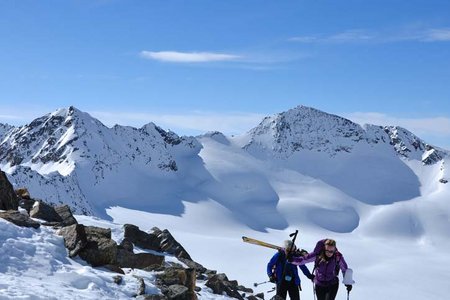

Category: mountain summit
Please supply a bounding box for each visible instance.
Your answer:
[0,105,448,232]
[242,105,445,164]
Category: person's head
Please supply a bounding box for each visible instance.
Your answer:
[283,240,297,253]
[324,239,336,258]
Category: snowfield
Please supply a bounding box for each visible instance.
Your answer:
[1,106,450,299]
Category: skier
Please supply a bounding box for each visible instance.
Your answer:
[267,240,313,300]
[288,239,353,300]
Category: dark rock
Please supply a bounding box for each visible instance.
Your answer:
[237,285,253,293]
[119,238,134,252]
[18,198,35,214]
[439,178,448,184]
[30,201,62,222]
[152,227,192,260]
[85,225,112,239]
[157,267,196,291]
[57,224,87,257]
[78,226,117,267]
[255,293,265,299]
[166,284,195,300]
[123,224,160,251]
[134,275,146,296]
[0,210,40,228]
[205,273,244,300]
[0,171,19,210]
[194,287,201,292]
[15,187,31,200]
[177,258,206,274]
[54,205,78,226]
[41,221,63,227]
[113,275,123,284]
[116,249,164,269]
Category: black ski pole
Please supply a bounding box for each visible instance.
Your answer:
[254,281,269,287]
[347,290,350,300]
[279,230,298,288]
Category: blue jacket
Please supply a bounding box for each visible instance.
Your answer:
[267,250,312,285]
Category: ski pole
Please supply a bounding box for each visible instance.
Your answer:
[347,290,350,300]
[254,280,269,287]
[313,283,316,300]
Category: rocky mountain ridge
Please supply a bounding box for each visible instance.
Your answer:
[242,105,447,164]
[0,105,448,216]
[0,172,259,300]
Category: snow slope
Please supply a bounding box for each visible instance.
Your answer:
[1,105,449,299]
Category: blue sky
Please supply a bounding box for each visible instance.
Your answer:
[1,0,449,149]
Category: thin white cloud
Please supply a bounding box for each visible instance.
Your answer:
[290,27,450,44]
[90,110,264,136]
[140,51,241,63]
[421,28,450,42]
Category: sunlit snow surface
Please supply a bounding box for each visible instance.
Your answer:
[1,107,450,299]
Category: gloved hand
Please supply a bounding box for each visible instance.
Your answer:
[296,249,309,256]
[269,274,276,283]
[308,274,315,282]
[345,285,352,292]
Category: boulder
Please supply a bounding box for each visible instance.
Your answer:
[57,224,87,257]
[15,187,31,200]
[54,205,78,226]
[18,198,36,214]
[205,273,244,300]
[123,225,192,261]
[119,238,134,252]
[157,267,196,290]
[78,226,117,267]
[30,201,62,222]
[116,249,164,269]
[166,285,194,300]
[0,171,19,210]
[0,210,40,228]
[123,224,160,251]
[177,258,206,274]
[151,227,192,260]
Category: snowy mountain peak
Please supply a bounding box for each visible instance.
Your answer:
[243,105,366,157]
[242,105,448,164]
[0,107,201,214]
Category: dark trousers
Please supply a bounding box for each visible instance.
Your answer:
[276,280,300,300]
[315,282,339,300]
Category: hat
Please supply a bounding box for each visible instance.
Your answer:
[284,240,297,251]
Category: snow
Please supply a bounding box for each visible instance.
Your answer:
[1,105,450,299]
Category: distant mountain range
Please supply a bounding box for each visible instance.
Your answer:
[0,105,448,233]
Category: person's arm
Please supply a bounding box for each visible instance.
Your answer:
[290,252,316,266]
[299,264,313,279]
[338,254,348,274]
[267,252,279,276]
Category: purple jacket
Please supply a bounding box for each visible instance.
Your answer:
[291,250,348,286]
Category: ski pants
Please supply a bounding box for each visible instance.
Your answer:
[315,282,339,300]
[276,280,300,300]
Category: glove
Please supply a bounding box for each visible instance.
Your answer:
[269,274,276,283]
[308,274,315,281]
[345,285,352,292]
[296,249,309,256]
